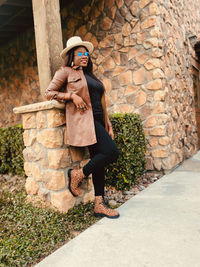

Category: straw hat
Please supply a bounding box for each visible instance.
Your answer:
[60,36,94,59]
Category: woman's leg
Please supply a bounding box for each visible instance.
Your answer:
[83,120,119,196]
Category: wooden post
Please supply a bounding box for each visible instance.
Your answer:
[32,0,63,98]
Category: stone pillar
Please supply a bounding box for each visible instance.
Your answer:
[13,101,94,213]
[32,0,63,98]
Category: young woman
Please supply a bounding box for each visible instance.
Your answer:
[45,36,120,219]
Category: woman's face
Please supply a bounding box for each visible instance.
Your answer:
[73,46,89,67]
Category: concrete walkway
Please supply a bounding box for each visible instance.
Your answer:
[35,151,200,267]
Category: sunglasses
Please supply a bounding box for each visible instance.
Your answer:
[76,52,90,57]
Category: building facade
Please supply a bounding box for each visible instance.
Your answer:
[1,0,200,173]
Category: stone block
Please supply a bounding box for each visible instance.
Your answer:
[130,1,139,16]
[146,79,162,90]
[144,58,160,70]
[48,149,71,169]
[105,0,115,8]
[103,78,112,92]
[118,71,132,85]
[135,52,149,64]
[112,51,121,65]
[37,128,63,148]
[32,143,49,168]
[128,47,139,60]
[122,22,132,36]
[51,190,75,213]
[148,137,158,147]
[24,162,32,177]
[23,129,37,146]
[143,38,158,49]
[159,136,170,146]
[124,85,138,95]
[152,148,168,158]
[149,2,160,15]
[116,0,123,8]
[113,66,126,76]
[145,116,157,128]
[153,158,162,170]
[131,21,141,33]
[135,91,147,106]
[43,170,66,191]
[98,35,114,49]
[96,55,104,65]
[137,32,147,44]
[23,147,37,162]
[47,110,65,128]
[124,36,136,46]
[100,17,113,30]
[109,6,117,19]
[83,190,95,204]
[151,102,165,114]
[103,57,115,69]
[154,91,166,101]
[120,104,131,113]
[141,17,156,30]
[70,147,84,162]
[22,113,36,129]
[133,67,147,85]
[25,177,39,195]
[152,48,163,58]
[31,163,43,181]
[152,69,163,80]
[149,125,166,136]
[146,156,153,170]
[139,0,153,9]
[36,111,47,129]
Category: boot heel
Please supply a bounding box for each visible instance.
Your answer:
[68,169,76,197]
[94,213,103,218]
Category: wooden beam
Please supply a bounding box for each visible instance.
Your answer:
[32,0,63,98]
[0,0,7,7]
[4,0,31,7]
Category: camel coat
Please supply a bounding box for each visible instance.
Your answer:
[45,65,109,147]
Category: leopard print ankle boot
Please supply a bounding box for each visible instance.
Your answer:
[68,168,86,197]
[94,196,120,219]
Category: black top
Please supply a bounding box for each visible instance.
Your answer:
[84,73,104,116]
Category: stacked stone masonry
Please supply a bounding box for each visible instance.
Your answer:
[15,101,94,213]
[8,0,200,178]
[61,0,199,170]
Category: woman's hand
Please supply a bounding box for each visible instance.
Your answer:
[71,94,88,113]
[108,126,114,140]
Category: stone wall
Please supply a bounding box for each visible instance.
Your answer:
[150,0,200,171]
[3,0,200,173]
[0,29,42,127]
[13,101,94,212]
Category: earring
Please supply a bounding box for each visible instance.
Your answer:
[71,61,74,67]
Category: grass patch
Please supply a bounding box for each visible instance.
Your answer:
[0,186,99,267]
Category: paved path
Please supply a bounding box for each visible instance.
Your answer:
[35,151,200,267]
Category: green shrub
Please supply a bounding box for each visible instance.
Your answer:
[0,189,99,267]
[0,125,25,175]
[105,113,147,191]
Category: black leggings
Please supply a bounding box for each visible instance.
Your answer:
[83,118,119,196]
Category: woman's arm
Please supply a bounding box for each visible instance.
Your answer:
[101,92,114,139]
[45,67,72,102]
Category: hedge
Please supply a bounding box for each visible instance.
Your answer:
[105,113,147,191]
[0,113,147,190]
[0,125,25,175]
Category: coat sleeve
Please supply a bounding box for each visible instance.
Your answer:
[45,67,69,102]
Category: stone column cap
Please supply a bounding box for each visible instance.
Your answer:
[13,100,65,114]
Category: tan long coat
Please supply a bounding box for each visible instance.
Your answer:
[45,65,109,147]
